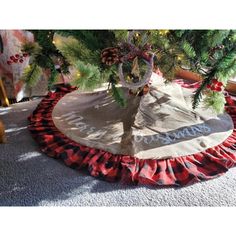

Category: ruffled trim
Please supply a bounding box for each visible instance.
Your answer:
[28,83,236,186]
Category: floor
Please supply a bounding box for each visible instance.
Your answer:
[0,99,236,206]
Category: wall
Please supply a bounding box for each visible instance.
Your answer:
[0,30,48,101]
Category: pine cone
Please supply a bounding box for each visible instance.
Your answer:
[101,47,120,66]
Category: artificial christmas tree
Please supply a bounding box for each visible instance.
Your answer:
[23,30,236,186]
[20,30,236,113]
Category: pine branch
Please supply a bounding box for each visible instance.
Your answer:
[173,30,185,38]
[26,30,70,73]
[192,47,236,111]
[74,31,102,50]
[111,83,127,107]
[56,30,116,51]
[199,51,209,64]
[207,30,230,48]
[203,91,226,114]
[21,42,42,55]
[48,68,59,89]
[181,40,196,58]
[113,30,129,41]
[70,60,102,91]
[21,63,42,87]
[54,34,99,65]
[192,75,211,109]
[216,51,236,82]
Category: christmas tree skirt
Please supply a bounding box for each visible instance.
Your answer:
[28,81,236,186]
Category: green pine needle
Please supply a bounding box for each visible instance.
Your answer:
[111,84,127,107]
[113,30,129,42]
[70,60,102,91]
[21,42,42,55]
[192,76,211,110]
[207,30,230,48]
[48,69,59,89]
[216,52,236,83]
[203,91,226,114]
[200,51,209,63]
[54,34,99,65]
[21,63,42,87]
[182,41,196,58]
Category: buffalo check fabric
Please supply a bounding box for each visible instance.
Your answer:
[28,83,236,186]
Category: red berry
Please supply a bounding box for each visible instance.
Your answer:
[211,79,218,84]
[207,84,211,89]
[211,85,216,91]
[23,53,28,57]
[217,81,223,87]
[10,55,15,60]
[215,87,222,92]
[7,60,12,65]
[142,52,151,61]
[15,54,20,58]
[19,59,24,63]
[13,59,18,63]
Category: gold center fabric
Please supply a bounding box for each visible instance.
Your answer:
[52,77,234,160]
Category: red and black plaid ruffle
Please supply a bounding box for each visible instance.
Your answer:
[28,83,236,186]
